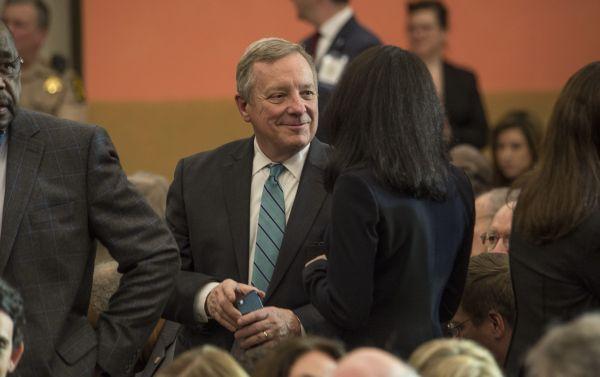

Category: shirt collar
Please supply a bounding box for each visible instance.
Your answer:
[252,138,310,180]
[318,6,354,40]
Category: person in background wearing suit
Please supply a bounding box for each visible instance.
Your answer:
[0,279,25,377]
[304,46,474,358]
[1,0,86,122]
[505,61,600,376]
[291,0,380,143]
[164,38,331,357]
[407,0,488,149]
[0,22,180,377]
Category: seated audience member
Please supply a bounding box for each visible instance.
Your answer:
[447,253,514,366]
[303,46,474,358]
[334,348,419,377]
[505,62,600,376]
[450,144,493,196]
[156,345,248,377]
[407,1,488,148]
[491,110,542,186]
[525,313,600,377]
[88,261,180,377]
[0,279,25,377]
[409,338,503,377]
[471,188,513,255]
[253,336,344,377]
[480,202,515,254]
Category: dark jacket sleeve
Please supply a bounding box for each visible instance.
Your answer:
[162,158,220,326]
[87,127,180,377]
[304,172,379,330]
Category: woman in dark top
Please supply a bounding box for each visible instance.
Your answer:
[505,62,600,376]
[406,1,489,148]
[303,45,475,359]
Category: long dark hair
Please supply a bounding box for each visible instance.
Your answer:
[491,110,542,186]
[325,45,450,199]
[514,62,600,243]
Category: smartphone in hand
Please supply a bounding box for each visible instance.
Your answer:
[236,290,264,315]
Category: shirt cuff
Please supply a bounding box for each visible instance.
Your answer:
[194,282,220,323]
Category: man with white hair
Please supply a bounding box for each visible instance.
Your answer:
[164,37,331,354]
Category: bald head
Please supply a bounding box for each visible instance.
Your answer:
[334,348,418,377]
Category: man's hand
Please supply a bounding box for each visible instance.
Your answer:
[206,279,263,332]
[234,306,302,349]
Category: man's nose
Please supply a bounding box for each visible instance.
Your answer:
[287,93,306,114]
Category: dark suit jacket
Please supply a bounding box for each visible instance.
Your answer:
[301,16,381,143]
[505,210,600,376]
[443,61,489,149]
[0,110,180,377]
[304,166,474,358]
[163,138,331,352]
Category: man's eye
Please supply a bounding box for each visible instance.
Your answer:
[301,91,315,98]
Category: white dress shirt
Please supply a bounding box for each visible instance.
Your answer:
[314,6,354,65]
[193,140,310,322]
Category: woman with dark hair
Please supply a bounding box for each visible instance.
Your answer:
[505,62,600,376]
[303,45,474,358]
[491,111,542,186]
[252,336,344,377]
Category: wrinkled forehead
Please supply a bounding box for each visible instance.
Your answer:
[0,25,18,58]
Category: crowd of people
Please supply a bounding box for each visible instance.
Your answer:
[0,0,598,377]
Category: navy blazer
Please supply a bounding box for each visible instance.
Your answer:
[301,16,381,143]
[304,166,474,358]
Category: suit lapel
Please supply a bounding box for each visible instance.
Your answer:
[222,139,253,284]
[0,110,44,273]
[266,141,329,300]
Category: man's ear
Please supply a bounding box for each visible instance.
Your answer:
[235,94,252,123]
[8,342,24,372]
[488,310,506,339]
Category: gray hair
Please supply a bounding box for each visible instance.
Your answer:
[236,37,317,101]
[526,313,600,377]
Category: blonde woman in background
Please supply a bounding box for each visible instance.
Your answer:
[409,338,503,377]
[155,345,249,377]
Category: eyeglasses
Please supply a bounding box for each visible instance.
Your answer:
[0,56,23,78]
[480,231,510,252]
[445,318,471,338]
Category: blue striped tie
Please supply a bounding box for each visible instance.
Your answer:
[252,163,286,292]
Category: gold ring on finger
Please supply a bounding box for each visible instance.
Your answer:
[263,331,269,339]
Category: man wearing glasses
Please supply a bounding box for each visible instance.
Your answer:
[480,202,515,254]
[0,23,180,377]
[445,252,515,367]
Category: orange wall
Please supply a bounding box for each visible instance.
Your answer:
[83,0,600,102]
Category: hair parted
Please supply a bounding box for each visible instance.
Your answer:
[325,45,450,199]
[236,37,317,101]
